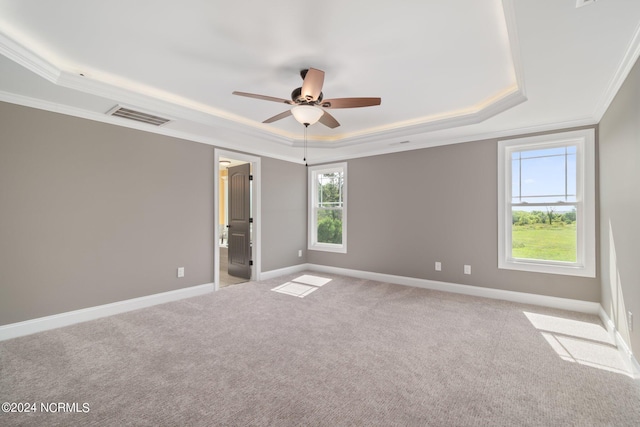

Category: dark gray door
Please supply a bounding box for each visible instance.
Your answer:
[227,162,251,279]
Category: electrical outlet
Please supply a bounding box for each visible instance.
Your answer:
[628,311,633,332]
[298,249,303,258]
[435,261,442,271]
[464,265,471,275]
[177,267,185,278]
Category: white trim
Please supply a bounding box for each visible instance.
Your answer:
[599,306,640,379]
[497,129,596,277]
[214,149,261,289]
[0,89,590,168]
[593,21,640,121]
[260,263,600,314]
[0,28,61,84]
[3,263,609,345]
[0,283,214,342]
[0,90,301,165]
[502,0,527,102]
[260,263,310,281]
[305,118,597,166]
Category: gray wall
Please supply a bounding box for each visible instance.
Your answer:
[261,156,307,272]
[599,57,640,356]
[0,102,307,325]
[308,129,600,302]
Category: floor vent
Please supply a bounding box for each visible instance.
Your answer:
[107,105,171,126]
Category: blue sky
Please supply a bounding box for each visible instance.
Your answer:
[512,146,576,205]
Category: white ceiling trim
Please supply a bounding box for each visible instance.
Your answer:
[0,89,301,164]
[0,87,597,167]
[297,87,527,150]
[0,28,60,84]
[593,20,640,121]
[502,0,527,98]
[0,28,295,146]
[306,116,598,166]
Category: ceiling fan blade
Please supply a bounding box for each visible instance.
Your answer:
[262,110,292,124]
[233,91,293,105]
[301,68,325,101]
[318,110,340,129]
[321,97,381,109]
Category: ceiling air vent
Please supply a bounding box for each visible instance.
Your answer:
[107,105,171,126]
[575,0,597,8]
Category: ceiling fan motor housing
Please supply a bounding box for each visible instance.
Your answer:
[291,87,323,104]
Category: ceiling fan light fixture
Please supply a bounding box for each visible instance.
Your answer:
[291,105,324,126]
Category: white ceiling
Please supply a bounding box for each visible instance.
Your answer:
[0,0,639,164]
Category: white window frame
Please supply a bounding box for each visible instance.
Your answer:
[497,129,595,277]
[308,162,347,253]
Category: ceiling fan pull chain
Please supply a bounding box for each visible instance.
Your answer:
[304,123,308,167]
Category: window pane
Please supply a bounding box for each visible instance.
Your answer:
[511,207,577,262]
[316,209,342,244]
[567,155,576,201]
[317,172,343,208]
[520,146,566,159]
[511,158,520,199]
[521,155,565,197]
[512,146,577,203]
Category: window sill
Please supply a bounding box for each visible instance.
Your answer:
[308,243,347,254]
[499,258,595,278]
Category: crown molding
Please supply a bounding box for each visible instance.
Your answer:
[1,86,593,168]
[503,0,527,98]
[0,28,60,83]
[295,87,527,150]
[593,20,640,121]
[0,90,304,164]
[304,116,597,165]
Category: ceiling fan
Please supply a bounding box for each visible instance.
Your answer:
[232,68,381,129]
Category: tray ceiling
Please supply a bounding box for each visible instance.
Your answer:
[0,0,639,163]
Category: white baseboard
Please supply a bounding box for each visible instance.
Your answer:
[0,283,214,342]
[0,263,609,344]
[260,263,311,281]
[302,264,601,314]
[599,306,640,379]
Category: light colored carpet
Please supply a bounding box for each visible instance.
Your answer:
[1,272,639,426]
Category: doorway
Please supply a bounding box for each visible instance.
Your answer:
[215,150,261,290]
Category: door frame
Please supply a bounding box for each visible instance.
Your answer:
[214,149,261,290]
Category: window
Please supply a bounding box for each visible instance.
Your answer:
[308,163,347,253]
[498,129,595,277]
